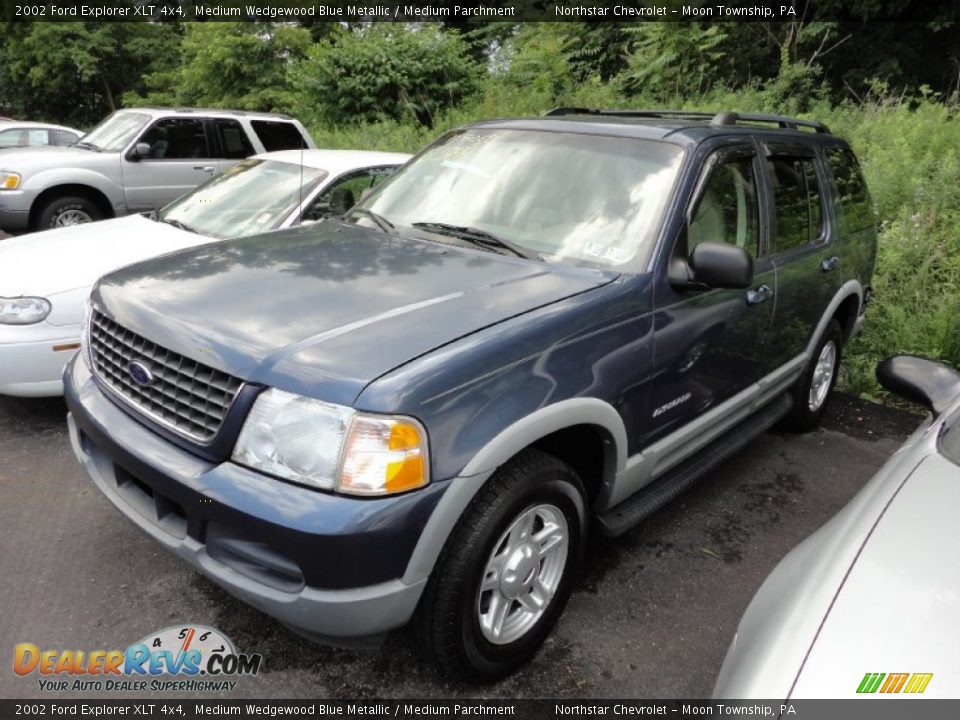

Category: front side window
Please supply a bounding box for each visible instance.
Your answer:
[769,156,824,253]
[688,156,760,256]
[79,111,150,152]
[157,158,327,239]
[138,118,209,159]
[356,129,684,268]
[54,130,80,146]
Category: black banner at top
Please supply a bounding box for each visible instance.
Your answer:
[2,0,960,23]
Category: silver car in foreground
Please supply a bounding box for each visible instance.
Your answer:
[714,355,960,699]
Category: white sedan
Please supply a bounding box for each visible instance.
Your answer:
[714,355,960,699]
[0,149,410,397]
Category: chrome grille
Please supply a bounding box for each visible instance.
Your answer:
[89,311,243,443]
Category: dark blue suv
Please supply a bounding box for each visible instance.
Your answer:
[65,109,877,679]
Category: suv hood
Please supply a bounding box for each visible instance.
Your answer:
[0,215,210,298]
[0,144,116,173]
[94,222,616,406]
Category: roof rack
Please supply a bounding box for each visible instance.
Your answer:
[543,107,831,134]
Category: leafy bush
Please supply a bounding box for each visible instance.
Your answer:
[294,24,481,127]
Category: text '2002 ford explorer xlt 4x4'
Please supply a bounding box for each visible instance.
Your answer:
[65,109,877,679]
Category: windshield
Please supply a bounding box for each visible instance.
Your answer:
[356,128,683,268]
[157,159,327,239]
[79,111,151,152]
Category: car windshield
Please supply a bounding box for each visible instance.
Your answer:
[355,128,683,268]
[157,158,327,239]
[79,111,151,152]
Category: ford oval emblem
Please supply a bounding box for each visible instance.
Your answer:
[127,361,154,386]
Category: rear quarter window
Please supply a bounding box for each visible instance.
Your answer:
[250,120,308,151]
[824,146,874,232]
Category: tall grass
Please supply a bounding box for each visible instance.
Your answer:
[302,84,960,398]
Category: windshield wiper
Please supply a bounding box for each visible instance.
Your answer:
[158,217,197,234]
[346,208,396,235]
[74,141,101,152]
[412,222,541,261]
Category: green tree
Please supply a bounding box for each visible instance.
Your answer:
[294,24,481,127]
[128,22,312,114]
[498,24,574,98]
[619,23,728,101]
[0,22,181,127]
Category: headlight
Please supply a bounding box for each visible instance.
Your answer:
[0,172,21,190]
[0,296,51,325]
[232,389,429,496]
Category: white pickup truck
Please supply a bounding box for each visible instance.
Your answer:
[0,107,314,233]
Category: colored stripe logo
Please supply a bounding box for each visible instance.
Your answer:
[857,672,933,694]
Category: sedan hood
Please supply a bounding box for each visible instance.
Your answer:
[0,215,209,298]
[790,451,960,698]
[94,222,615,406]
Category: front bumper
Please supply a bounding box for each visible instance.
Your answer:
[64,355,447,643]
[0,323,80,397]
[0,190,33,232]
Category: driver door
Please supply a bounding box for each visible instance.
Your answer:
[645,143,778,445]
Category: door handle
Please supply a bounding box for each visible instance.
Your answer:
[193,166,215,174]
[820,255,840,272]
[745,284,772,305]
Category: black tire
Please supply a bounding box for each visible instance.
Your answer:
[413,449,587,680]
[35,195,103,230]
[781,319,843,432]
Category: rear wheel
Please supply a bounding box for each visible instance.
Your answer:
[36,195,103,229]
[781,319,843,432]
[413,449,586,680]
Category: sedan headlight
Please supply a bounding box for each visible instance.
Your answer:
[233,388,429,496]
[0,296,51,325]
[0,172,21,190]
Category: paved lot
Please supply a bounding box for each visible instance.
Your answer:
[0,391,919,699]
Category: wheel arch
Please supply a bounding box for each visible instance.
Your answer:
[805,280,863,357]
[30,184,115,228]
[402,398,627,585]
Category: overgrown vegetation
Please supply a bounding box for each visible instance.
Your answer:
[2,19,960,397]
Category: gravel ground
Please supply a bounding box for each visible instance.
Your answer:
[0,391,922,699]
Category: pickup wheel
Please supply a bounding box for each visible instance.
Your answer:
[36,195,103,229]
[781,319,843,432]
[413,449,586,680]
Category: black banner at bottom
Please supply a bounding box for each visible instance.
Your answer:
[3,700,960,720]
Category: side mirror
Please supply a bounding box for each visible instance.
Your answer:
[128,142,151,161]
[669,242,754,290]
[876,355,960,416]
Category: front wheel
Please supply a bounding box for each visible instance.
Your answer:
[413,449,586,680]
[36,195,103,229]
[781,319,843,432]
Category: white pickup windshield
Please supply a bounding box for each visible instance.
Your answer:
[158,159,327,239]
[360,128,683,267]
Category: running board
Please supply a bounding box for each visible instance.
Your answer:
[597,393,793,538]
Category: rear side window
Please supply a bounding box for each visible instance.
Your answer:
[251,120,307,151]
[214,119,254,159]
[768,156,824,253]
[824,147,874,232]
[688,156,760,257]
